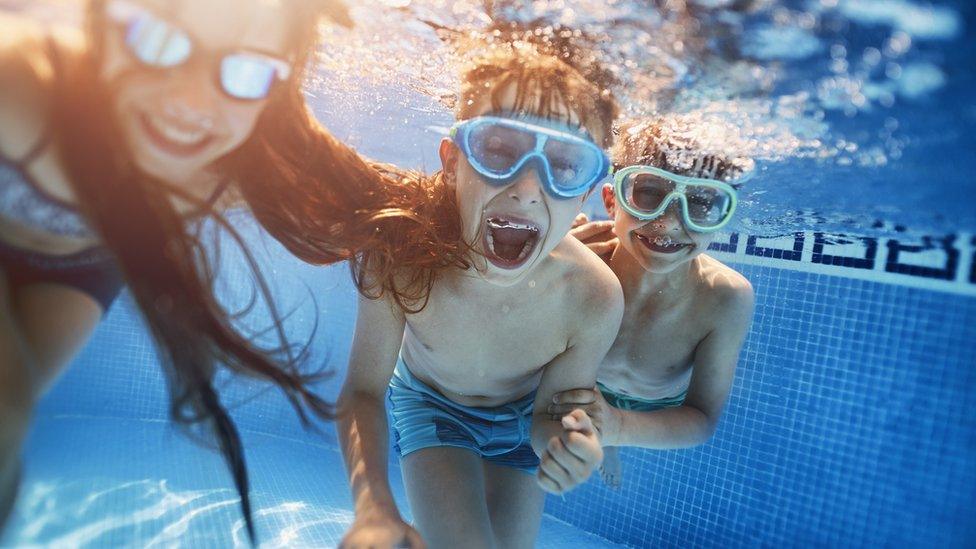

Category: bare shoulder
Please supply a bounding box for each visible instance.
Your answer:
[698,254,755,321]
[552,236,624,319]
[0,16,81,158]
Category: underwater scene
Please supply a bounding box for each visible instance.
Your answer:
[0,0,974,547]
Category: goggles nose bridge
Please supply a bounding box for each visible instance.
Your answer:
[658,190,685,214]
[507,151,550,188]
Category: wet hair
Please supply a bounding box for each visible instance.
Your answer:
[38,0,454,543]
[612,117,755,184]
[350,27,622,313]
[449,22,619,147]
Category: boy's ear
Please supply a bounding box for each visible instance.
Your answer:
[602,183,616,217]
[439,138,459,185]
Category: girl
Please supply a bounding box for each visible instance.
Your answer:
[0,0,448,541]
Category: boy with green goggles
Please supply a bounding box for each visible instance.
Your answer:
[549,117,756,488]
[613,164,745,233]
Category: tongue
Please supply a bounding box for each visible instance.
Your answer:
[491,227,533,260]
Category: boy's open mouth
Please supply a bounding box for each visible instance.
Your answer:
[635,233,692,255]
[483,216,541,270]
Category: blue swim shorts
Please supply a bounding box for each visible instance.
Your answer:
[388,358,540,473]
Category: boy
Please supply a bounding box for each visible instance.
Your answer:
[337,45,624,549]
[551,117,756,487]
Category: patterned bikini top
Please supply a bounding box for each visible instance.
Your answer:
[0,36,230,245]
[0,138,95,239]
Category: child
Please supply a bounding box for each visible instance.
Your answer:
[551,116,756,487]
[336,44,624,549]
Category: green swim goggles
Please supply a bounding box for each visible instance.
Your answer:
[614,166,739,232]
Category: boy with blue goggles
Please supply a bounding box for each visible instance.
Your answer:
[450,115,613,199]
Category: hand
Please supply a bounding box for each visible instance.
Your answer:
[570,214,618,260]
[548,388,621,445]
[536,409,603,495]
[340,511,426,549]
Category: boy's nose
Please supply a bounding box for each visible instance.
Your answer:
[647,199,684,231]
[506,166,544,205]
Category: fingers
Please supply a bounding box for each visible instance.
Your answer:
[537,433,598,494]
[537,466,564,494]
[538,439,579,494]
[587,237,618,258]
[553,388,597,405]
[572,213,590,229]
[570,220,615,243]
[562,409,595,435]
[547,403,594,417]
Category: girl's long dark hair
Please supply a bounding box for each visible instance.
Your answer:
[46,0,466,542]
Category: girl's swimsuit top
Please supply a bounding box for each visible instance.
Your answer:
[0,138,96,240]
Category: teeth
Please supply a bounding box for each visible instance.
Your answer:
[654,235,673,247]
[487,218,540,233]
[147,114,209,146]
[485,217,539,263]
[637,233,683,248]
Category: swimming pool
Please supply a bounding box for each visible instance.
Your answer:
[2,0,975,547]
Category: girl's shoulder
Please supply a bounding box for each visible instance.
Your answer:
[0,15,83,160]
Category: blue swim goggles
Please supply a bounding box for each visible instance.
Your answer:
[450,116,613,200]
[614,165,740,232]
[106,0,292,101]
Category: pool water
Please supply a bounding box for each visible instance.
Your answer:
[3,217,973,547]
[3,0,976,547]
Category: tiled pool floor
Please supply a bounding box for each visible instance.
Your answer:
[2,416,622,548]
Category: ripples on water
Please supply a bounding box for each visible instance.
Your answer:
[8,0,975,234]
[8,478,352,548]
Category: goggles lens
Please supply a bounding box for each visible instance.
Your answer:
[541,138,605,190]
[220,54,280,100]
[458,117,610,197]
[620,170,735,230]
[124,8,191,67]
[108,1,288,101]
[467,123,536,173]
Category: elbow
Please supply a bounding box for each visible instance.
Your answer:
[685,406,720,447]
[696,421,718,446]
[696,413,722,446]
[336,385,383,419]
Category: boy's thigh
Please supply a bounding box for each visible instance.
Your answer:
[483,460,545,549]
[401,447,495,549]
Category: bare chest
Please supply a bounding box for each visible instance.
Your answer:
[601,296,711,389]
[404,281,570,389]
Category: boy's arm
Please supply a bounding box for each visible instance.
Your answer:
[531,274,624,493]
[553,281,755,448]
[337,293,423,549]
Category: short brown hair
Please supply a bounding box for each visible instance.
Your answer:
[612,117,755,183]
[456,42,618,148]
